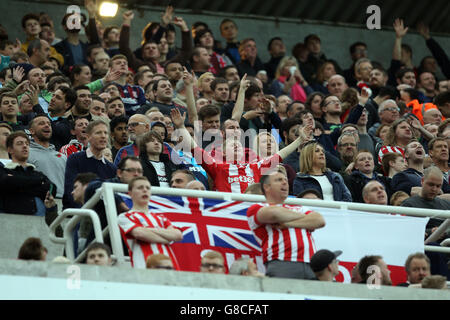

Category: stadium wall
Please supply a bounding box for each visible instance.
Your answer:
[0,258,449,300]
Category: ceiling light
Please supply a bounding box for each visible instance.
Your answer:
[99,2,118,17]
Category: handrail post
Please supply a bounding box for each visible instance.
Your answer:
[101,183,126,266]
[424,219,450,244]
[62,215,79,261]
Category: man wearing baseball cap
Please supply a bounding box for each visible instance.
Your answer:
[310,249,342,281]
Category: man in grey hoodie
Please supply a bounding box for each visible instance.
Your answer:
[27,114,67,209]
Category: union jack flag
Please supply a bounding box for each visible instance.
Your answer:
[119,193,263,272]
[118,194,428,284]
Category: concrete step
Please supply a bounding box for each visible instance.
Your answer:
[0,214,64,261]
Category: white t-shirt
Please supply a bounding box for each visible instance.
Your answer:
[150,161,170,187]
[310,174,334,201]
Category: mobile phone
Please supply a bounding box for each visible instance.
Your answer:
[289,66,297,76]
[49,183,54,195]
[404,112,419,121]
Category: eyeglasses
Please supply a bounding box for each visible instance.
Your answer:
[382,107,400,112]
[339,143,357,147]
[127,122,146,129]
[201,263,224,269]
[122,168,144,174]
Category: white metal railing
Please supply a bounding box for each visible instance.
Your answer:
[49,208,103,261]
[49,183,450,265]
[49,188,104,262]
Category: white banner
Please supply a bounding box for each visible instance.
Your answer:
[308,206,429,283]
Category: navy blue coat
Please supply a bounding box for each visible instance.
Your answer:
[293,170,352,201]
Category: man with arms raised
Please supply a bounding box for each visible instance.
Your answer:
[246,168,325,279]
[171,108,305,193]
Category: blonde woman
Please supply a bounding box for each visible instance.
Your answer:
[269,56,309,102]
[293,141,352,201]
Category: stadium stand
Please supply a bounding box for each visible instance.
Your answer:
[0,0,449,301]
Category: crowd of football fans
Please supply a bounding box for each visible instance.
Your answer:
[1,1,449,288]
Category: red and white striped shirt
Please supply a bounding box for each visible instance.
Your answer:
[247,203,316,264]
[59,139,84,158]
[377,145,405,164]
[194,147,282,193]
[118,210,179,269]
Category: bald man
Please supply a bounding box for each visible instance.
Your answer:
[114,114,151,166]
[327,75,349,100]
[422,108,443,126]
[401,166,450,210]
[186,180,206,190]
[362,180,388,205]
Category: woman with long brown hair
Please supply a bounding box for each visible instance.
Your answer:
[377,118,413,164]
[310,60,337,94]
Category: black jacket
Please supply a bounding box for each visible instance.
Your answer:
[236,56,265,78]
[343,171,392,203]
[0,162,56,215]
[140,151,179,187]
